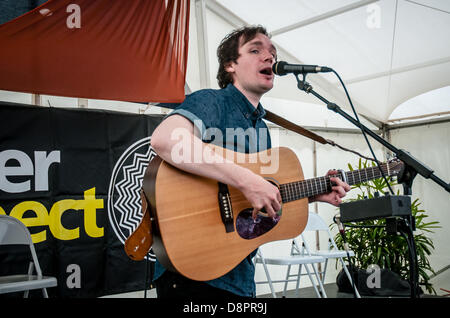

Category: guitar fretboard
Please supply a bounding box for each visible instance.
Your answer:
[279,163,393,203]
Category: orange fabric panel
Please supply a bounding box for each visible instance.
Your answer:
[0,0,190,103]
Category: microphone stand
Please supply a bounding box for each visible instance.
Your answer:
[295,73,450,299]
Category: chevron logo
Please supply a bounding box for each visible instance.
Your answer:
[107,137,157,261]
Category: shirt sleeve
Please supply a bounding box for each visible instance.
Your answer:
[166,89,222,141]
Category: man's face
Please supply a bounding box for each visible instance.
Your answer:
[226,33,277,98]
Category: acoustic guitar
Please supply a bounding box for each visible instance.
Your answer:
[125,145,404,281]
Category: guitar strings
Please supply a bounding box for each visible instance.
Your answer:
[279,164,391,203]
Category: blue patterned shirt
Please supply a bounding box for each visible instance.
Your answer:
[152,83,271,297]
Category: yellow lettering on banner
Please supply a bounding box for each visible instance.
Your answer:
[81,187,104,238]
[1,187,104,243]
[10,201,49,243]
[49,199,80,240]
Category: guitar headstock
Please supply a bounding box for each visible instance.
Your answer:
[386,158,404,177]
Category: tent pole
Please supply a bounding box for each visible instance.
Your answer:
[195,0,211,89]
[78,98,88,108]
[32,94,41,106]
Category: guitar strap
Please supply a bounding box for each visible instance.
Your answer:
[264,109,328,144]
[264,110,375,161]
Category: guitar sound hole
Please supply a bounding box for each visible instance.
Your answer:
[236,208,281,240]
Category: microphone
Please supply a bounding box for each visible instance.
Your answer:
[272,61,332,76]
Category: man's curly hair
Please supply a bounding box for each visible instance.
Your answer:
[216,25,271,89]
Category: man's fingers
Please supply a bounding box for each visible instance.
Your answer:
[252,208,259,220]
[276,191,282,203]
[252,204,278,220]
[332,186,346,198]
[264,205,277,219]
[330,177,351,192]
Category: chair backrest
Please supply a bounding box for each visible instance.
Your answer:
[302,212,341,252]
[0,215,43,276]
[0,215,33,246]
[304,212,329,231]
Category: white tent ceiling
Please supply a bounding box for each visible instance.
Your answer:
[186,0,450,125]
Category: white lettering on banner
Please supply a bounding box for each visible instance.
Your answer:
[66,4,81,29]
[366,264,381,289]
[66,264,81,289]
[35,151,61,191]
[0,150,60,193]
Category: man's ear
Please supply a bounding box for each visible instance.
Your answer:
[225,61,235,74]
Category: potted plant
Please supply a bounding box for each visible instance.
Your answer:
[333,159,440,294]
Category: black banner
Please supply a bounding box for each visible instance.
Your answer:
[0,101,163,297]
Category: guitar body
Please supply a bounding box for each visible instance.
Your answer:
[142,146,309,281]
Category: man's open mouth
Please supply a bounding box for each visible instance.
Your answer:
[259,67,273,76]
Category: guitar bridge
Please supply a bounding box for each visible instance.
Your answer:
[218,182,235,233]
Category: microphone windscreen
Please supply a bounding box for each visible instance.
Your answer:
[272,61,288,76]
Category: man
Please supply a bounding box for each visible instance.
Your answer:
[150,25,350,298]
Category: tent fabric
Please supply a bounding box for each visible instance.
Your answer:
[194,0,450,123]
[0,0,190,103]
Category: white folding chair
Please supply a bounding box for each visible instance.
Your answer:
[294,212,361,298]
[254,241,328,298]
[0,215,57,297]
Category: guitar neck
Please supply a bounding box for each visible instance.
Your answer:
[280,163,393,203]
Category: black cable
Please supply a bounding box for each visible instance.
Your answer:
[399,230,417,298]
[144,253,155,298]
[398,219,420,298]
[144,255,150,298]
[331,69,395,196]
